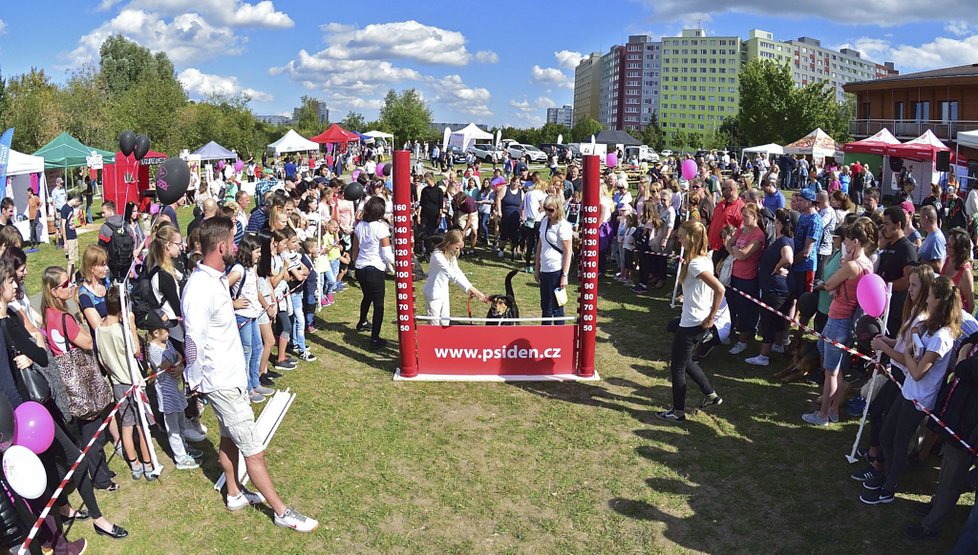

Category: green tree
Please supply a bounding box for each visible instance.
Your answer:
[1,68,61,152]
[292,96,327,137]
[738,59,795,146]
[570,118,602,143]
[379,89,432,142]
[636,113,665,151]
[0,67,7,125]
[99,35,171,96]
[538,122,570,143]
[340,111,367,131]
[58,65,111,150]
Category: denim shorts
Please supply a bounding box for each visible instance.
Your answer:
[817,316,852,373]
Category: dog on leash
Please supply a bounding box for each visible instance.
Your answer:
[775,329,820,383]
[486,269,520,325]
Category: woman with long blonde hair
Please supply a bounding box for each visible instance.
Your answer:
[146,223,186,350]
[658,221,725,422]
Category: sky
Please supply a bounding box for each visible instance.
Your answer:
[1,0,977,128]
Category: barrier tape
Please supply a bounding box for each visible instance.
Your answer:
[17,370,163,555]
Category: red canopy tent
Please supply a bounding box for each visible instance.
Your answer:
[309,123,360,145]
[103,150,167,209]
[884,130,950,161]
[843,128,900,155]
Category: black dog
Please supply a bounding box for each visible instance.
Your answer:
[486,269,520,325]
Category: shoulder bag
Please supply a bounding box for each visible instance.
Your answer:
[52,313,112,420]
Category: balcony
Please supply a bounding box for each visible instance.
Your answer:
[848,119,978,141]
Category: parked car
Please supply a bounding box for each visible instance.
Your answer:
[660,149,674,158]
[624,145,660,163]
[444,145,467,165]
[508,143,547,163]
[468,143,500,163]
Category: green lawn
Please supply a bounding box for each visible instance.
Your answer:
[24,188,974,553]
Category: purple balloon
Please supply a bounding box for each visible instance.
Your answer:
[13,401,54,455]
[234,160,244,172]
[217,160,226,170]
[491,176,506,187]
[606,153,618,168]
[375,163,386,177]
[351,169,361,181]
[681,159,698,181]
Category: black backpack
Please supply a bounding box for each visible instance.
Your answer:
[129,264,162,330]
[101,220,135,282]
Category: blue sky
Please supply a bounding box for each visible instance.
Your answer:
[1,0,976,128]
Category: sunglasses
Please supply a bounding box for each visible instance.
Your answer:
[58,278,75,290]
[545,208,556,213]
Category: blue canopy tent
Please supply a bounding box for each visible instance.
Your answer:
[191,141,235,161]
[351,131,374,144]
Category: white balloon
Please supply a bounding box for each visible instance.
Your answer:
[3,445,46,499]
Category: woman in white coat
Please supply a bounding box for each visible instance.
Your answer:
[423,230,487,325]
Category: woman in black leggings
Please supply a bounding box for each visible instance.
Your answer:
[352,197,395,351]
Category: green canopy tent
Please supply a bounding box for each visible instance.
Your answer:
[33,132,114,169]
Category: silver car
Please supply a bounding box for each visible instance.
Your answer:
[468,143,500,163]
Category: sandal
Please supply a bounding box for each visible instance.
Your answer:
[62,508,90,522]
[99,482,120,492]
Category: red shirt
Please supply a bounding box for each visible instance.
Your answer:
[708,198,745,251]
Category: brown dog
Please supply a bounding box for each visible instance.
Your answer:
[774,330,820,383]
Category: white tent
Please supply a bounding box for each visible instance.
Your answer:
[364,130,393,139]
[743,143,784,156]
[957,129,978,150]
[267,129,320,156]
[6,149,49,243]
[447,123,493,152]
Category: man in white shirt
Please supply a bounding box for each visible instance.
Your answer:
[182,217,318,532]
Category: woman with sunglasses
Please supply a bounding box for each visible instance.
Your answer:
[146,223,187,351]
[78,244,112,334]
[534,195,573,325]
[41,266,120,494]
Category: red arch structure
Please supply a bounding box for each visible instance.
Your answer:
[391,150,601,382]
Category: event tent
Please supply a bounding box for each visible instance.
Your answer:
[447,123,493,152]
[784,128,844,160]
[364,130,393,140]
[310,123,360,144]
[743,143,784,156]
[103,150,167,209]
[33,132,115,169]
[192,141,235,161]
[843,128,900,155]
[958,129,978,150]
[594,130,641,147]
[6,149,49,243]
[885,130,950,160]
[267,129,320,155]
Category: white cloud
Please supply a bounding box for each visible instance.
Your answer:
[436,74,492,117]
[945,21,975,37]
[509,98,545,126]
[70,9,243,64]
[530,65,573,89]
[124,0,294,28]
[838,34,978,71]
[315,20,474,65]
[635,0,978,26]
[554,50,583,70]
[535,97,556,109]
[475,50,499,64]
[0,19,6,36]
[272,48,423,94]
[178,68,272,101]
[97,0,122,10]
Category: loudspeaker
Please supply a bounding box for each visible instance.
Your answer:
[936,150,950,172]
[889,156,904,172]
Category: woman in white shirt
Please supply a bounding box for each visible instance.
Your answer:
[658,220,725,423]
[352,197,396,350]
[866,276,961,505]
[423,230,487,325]
[534,195,573,325]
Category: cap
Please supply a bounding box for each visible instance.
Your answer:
[262,168,273,176]
[900,199,915,215]
[143,309,178,331]
[56,177,64,184]
[799,188,816,202]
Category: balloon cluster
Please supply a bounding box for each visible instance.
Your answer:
[0,398,57,500]
[121,130,192,206]
[118,130,151,161]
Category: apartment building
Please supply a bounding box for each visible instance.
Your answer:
[573,52,602,124]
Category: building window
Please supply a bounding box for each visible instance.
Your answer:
[941,101,959,122]
[913,101,929,121]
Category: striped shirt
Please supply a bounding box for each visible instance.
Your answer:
[149,341,188,414]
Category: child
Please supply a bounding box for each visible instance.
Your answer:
[260,230,296,371]
[94,287,156,480]
[144,309,202,470]
[619,213,638,283]
[282,228,314,362]
[227,234,275,403]
[651,189,676,289]
[657,221,724,423]
[566,190,582,231]
[301,238,320,333]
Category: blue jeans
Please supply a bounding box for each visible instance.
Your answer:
[539,270,564,325]
[479,212,490,243]
[950,486,978,554]
[236,315,261,391]
[290,293,307,353]
[321,261,338,295]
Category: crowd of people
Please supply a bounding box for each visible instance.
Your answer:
[2,143,978,552]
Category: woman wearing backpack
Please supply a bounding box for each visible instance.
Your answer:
[146,224,186,352]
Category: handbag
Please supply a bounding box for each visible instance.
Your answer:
[718,255,734,287]
[0,319,50,403]
[52,313,112,420]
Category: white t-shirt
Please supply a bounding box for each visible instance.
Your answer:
[539,218,573,273]
[229,264,262,319]
[271,255,290,311]
[623,227,637,251]
[680,256,715,328]
[423,251,472,302]
[902,326,955,410]
[354,220,391,271]
[522,189,548,224]
[365,160,377,175]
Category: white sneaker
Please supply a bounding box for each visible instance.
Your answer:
[802,411,830,426]
[226,487,266,511]
[745,355,769,366]
[174,455,200,470]
[771,343,786,354]
[182,428,208,443]
[274,507,319,533]
[729,342,748,355]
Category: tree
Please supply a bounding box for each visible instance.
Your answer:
[99,35,170,96]
[340,111,367,131]
[58,65,111,150]
[570,118,602,143]
[538,122,570,143]
[291,96,326,137]
[0,67,7,124]
[0,68,61,152]
[635,113,665,150]
[670,131,691,152]
[379,89,432,142]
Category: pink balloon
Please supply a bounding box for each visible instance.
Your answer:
[606,153,618,168]
[491,176,506,186]
[856,273,887,318]
[681,159,697,181]
[150,203,161,215]
[13,402,55,455]
[217,160,225,170]
[375,163,385,177]
[351,170,361,181]
[234,160,244,172]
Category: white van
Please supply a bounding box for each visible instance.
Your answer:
[624,145,660,163]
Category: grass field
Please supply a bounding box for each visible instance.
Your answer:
[19,187,974,554]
